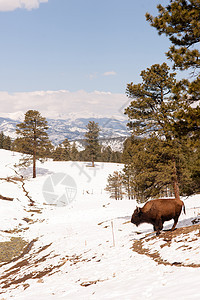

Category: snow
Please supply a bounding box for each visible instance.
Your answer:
[0,111,25,121]
[0,149,200,299]
[0,113,129,147]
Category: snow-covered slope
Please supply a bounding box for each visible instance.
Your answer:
[0,149,200,299]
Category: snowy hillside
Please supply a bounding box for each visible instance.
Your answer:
[0,113,129,146]
[0,149,200,299]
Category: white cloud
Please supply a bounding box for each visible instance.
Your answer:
[103,71,117,76]
[0,89,129,120]
[0,0,48,12]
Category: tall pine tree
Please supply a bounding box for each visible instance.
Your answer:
[145,0,200,196]
[125,63,191,200]
[84,121,101,167]
[146,0,200,74]
[16,110,51,178]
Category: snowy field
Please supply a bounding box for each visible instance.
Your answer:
[0,149,200,299]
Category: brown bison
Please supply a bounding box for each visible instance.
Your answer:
[131,198,185,236]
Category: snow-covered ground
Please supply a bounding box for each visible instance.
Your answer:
[0,149,200,299]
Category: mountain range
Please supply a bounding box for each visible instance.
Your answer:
[0,112,130,150]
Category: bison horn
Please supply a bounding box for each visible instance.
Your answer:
[136,206,140,213]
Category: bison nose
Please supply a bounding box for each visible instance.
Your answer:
[131,217,134,224]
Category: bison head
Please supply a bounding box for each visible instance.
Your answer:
[131,206,142,226]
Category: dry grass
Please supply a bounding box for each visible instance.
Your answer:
[132,224,200,268]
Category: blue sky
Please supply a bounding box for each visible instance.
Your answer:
[0,0,172,118]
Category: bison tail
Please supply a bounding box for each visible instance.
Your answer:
[182,203,186,215]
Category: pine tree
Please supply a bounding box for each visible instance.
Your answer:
[125,63,178,139]
[52,145,64,161]
[146,0,200,73]
[101,146,112,162]
[123,136,190,201]
[62,138,71,160]
[125,63,196,200]
[110,151,122,163]
[0,132,4,149]
[122,164,135,200]
[0,132,12,150]
[3,136,11,150]
[70,142,79,161]
[144,0,200,197]
[84,121,101,167]
[16,110,51,178]
[105,171,123,200]
[146,0,200,107]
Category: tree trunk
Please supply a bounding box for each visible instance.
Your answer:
[33,120,37,178]
[33,147,36,178]
[173,158,180,200]
[91,154,94,167]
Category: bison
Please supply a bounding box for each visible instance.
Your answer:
[131,198,185,236]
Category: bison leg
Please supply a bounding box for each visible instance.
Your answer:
[154,220,163,236]
[171,217,179,231]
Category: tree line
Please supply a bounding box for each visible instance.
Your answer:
[0,132,12,150]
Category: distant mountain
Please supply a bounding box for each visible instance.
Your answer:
[0,113,130,150]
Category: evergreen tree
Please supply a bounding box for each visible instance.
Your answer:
[16,110,51,178]
[52,139,72,161]
[146,0,200,107]
[0,132,4,149]
[125,63,178,139]
[146,0,200,73]
[101,146,112,162]
[70,142,79,161]
[145,0,200,197]
[122,136,193,202]
[3,136,11,150]
[84,121,101,167]
[52,145,65,161]
[62,138,71,160]
[105,171,123,200]
[110,151,122,163]
[125,63,195,200]
[0,132,12,150]
[122,164,135,200]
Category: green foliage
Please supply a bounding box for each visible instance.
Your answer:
[122,164,135,200]
[0,132,12,150]
[124,61,200,201]
[105,171,124,200]
[122,136,198,202]
[101,146,122,163]
[121,0,200,200]
[146,0,200,108]
[52,138,77,161]
[15,110,51,178]
[146,0,200,72]
[125,63,178,140]
[51,138,122,163]
[101,146,112,162]
[172,106,200,139]
[70,142,79,161]
[52,145,65,161]
[84,121,101,166]
[0,132,3,148]
[62,138,71,160]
